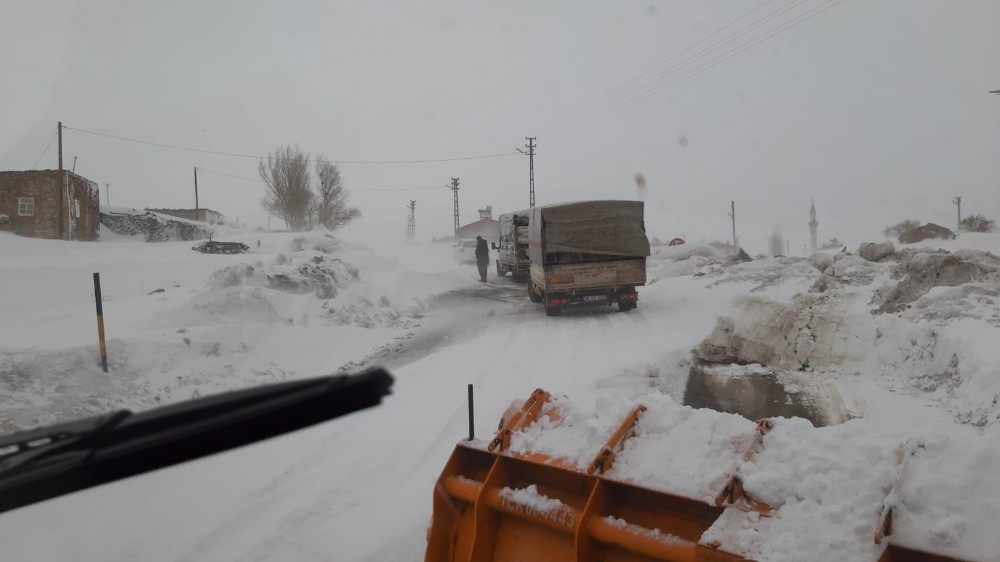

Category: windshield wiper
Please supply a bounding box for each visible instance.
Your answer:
[0,367,393,513]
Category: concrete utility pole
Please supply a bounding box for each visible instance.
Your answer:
[194,167,200,210]
[952,196,962,233]
[809,198,819,253]
[105,183,110,206]
[57,122,63,171]
[450,177,460,236]
[728,201,737,250]
[517,137,537,208]
[407,200,416,241]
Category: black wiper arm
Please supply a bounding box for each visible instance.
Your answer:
[0,367,393,514]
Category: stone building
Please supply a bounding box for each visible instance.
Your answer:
[146,208,224,225]
[0,170,100,241]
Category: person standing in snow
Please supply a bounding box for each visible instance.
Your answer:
[475,235,489,283]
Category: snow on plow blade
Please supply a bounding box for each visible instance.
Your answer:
[425,389,973,562]
[425,389,746,562]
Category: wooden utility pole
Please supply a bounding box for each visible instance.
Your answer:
[450,177,460,236]
[952,196,962,233]
[58,122,63,171]
[194,166,200,210]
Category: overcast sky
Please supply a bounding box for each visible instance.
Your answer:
[3,0,999,253]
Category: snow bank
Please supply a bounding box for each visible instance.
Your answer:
[695,242,1000,430]
[500,390,1000,562]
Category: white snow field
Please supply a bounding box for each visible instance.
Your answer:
[0,228,999,562]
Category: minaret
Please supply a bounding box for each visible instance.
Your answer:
[809,198,819,253]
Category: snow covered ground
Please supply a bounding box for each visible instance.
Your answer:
[0,228,998,561]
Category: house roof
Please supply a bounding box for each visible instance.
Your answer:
[456,218,498,238]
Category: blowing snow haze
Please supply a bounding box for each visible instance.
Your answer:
[2,1,999,253]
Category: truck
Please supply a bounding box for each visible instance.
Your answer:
[525,200,650,316]
[491,210,531,279]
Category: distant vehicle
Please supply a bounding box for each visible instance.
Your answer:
[452,238,479,264]
[525,200,650,316]
[492,211,530,279]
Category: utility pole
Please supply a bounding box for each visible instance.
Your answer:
[194,167,200,210]
[517,137,537,208]
[407,200,416,241]
[728,201,737,250]
[58,122,71,240]
[450,177,460,237]
[952,196,962,233]
[105,183,110,207]
[57,122,63,171]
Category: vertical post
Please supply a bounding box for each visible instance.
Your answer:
[58,122,63,171]
[105,183,110,206]
[729,201,737,250]
[526,137,536,208]
[467,383,475,441]
[450,177,460,236]
[194,167,200,210]
[952,196,961,233]
[93,272,108,372]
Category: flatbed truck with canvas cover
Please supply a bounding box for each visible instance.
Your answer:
[525,200,649,316]
[491,210,531,279]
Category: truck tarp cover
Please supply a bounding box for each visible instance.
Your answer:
[540,201,650,257]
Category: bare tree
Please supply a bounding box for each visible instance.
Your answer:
[259,145,313,231]
[314,157,360,230]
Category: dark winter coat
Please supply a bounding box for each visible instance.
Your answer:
[475,238,489,263]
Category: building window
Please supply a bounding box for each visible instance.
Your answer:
[18,198,34,217]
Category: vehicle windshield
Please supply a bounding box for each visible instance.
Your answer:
[2,3,999,562]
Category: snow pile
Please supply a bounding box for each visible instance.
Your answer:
[874,249,1000,314]
[173,242,423,330]
[695,243,1000,430]
[498,390,1000,562]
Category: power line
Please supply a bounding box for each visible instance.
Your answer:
[565,0,778,122]
[32,131,58,170]
[587,0,814,116]
[62,125,519,165]
[582,0,847,124]
[577,0,818,124]
[196,167,449,192]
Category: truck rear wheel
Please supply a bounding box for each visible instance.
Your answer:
[528,283,543,303]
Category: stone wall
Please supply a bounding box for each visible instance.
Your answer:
[100,209,214,242]
[146,208,224,224]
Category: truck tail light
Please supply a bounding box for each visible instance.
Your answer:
[622,293,638,301]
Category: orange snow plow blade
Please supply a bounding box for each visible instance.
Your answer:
[426,389,746,562]
[426,443,745,562]
[425,388,969,562]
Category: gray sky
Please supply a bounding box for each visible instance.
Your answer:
[3,0,999,253]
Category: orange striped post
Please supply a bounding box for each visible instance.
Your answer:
[93,272,108,372]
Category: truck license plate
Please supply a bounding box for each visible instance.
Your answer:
[582,295,605,303]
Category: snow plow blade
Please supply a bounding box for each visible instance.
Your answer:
[425,388,972,562]
[426,443,745,562]
[425,390,746,562]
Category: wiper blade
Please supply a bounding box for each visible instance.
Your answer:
[0,368,393,513]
